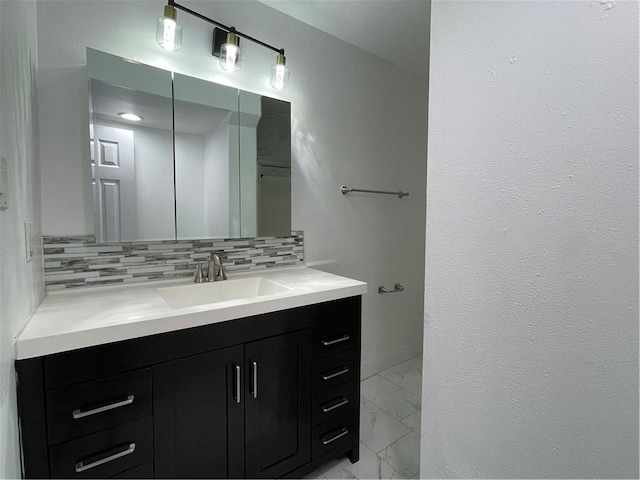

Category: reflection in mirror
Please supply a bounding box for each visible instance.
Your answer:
[87,48,174,242]
[87,48,292,244]
[239,92,291,237]
[173,74,240,239]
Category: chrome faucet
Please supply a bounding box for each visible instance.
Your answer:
[206,254,227,282]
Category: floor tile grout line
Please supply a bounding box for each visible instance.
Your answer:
[378,430,421,479]
[377,366,424,398]
[359,402,413,447]
[367,372,422,402]
[360,385,421,427]
[362,354,423,393]
[358,357,422,480]
[372,428,415,455]
[377,354,423,376]
[400,408,422,424]
[377,450,409,479]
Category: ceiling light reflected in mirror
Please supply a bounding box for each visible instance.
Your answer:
[117,112,144,122]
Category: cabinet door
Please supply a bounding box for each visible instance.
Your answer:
[153,346,244,478]
[244,329,312,478]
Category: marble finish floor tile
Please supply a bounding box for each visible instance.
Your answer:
[361,375,421,422]
[360,397,411,453]
[382,432,421,479]
[321,442,404,479]
[400,410,421,432]
[379,355,423,397]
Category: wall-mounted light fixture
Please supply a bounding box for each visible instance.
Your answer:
[157,0,289,90]
[270,53,289,91]
[156,5,182,52]
[217,28,241,73]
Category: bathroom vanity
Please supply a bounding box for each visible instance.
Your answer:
[15,267,367,479]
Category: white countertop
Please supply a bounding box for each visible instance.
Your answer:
[15,267,368,360]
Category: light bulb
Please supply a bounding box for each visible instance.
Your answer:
[156,5,182,52]
[270,53,290,90]
[219,31,240,73]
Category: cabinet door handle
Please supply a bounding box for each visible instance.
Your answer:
[75,442,136,472]
[321,366,350,381]
[234,365,241,404]
[72,395,135,419]
[321,427,349,445]
[321,334,350,346]
[251,361,258,399]
[321,396,349,413]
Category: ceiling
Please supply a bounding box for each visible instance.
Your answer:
[257,0,431,79]
[91,80,231,135]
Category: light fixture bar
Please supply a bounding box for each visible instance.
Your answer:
[168,0,284,55]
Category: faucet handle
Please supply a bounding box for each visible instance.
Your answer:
[206,255,218,282]
[194,264,206,283]
[212,254,227,281]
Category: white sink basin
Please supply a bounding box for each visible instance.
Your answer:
[158,277,293,309]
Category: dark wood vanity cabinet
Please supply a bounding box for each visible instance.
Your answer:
[153,346,244,478]
[244,330,312,478]
[15,296,361,479]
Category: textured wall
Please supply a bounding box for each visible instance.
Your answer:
[0,1,45,478]
[36,1,428,374]
[423,1,639,478]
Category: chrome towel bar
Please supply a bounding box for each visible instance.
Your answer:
[340,185,409,198]
[379,283,405,294]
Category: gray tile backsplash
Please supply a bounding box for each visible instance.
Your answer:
[43,232,304,291]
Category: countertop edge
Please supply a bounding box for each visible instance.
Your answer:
[15,278,367,360]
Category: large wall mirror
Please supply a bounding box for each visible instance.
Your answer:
[87,48,291,243]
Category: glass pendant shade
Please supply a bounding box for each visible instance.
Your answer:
[156,5,182,51]
[219,31,241,73]
[270,53,290,90]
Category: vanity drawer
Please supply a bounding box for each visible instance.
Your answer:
[312,413,354,459]
[312,382,354,426]
[46,369,152,445]
[313,350,354,392]
[313,319,356,358]
[49,416,153,478]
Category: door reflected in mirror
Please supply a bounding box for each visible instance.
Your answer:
[86,48,292,244]
[88,51,174,242]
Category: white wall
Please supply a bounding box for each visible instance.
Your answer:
[423,1,639,478]
[135,126,176,240]
[240,124,258,238]
[35,0,428,373]
[0,1,45,478]
[204,118,231,238]
[176,132,206,239]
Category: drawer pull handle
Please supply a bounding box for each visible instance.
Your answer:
[321,334,350,346]
[72,395,134,419]
[75,442,136,472]
[321,366,350,381]
[234,365,241,404]
[321,427,349,445]
[251,361,258,399]
[321,396,349,413]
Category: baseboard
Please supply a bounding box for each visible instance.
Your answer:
[360,344,422,380]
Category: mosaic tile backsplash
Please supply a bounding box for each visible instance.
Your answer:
[43,232,304,291]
